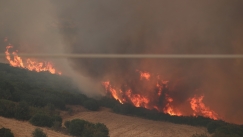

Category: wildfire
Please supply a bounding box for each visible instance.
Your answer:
[102,81,123,103]
[190,95,218,120]
[163,95,182,116]
[103,70,219,119]
[125,89,150,108]
[5,45,61,75]
[137,70,151,80]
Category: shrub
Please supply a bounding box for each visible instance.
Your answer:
[65,119,109,137]
[0,99,16,118]
[213,125,243,137]
[32,128,47,137]
[15,101,31,120]
[30,113,53,127]
[68,119,86,136]
[0,127,14,137]
[64,121,71,128]
[51,114,62,130]
[191,133,208,137]
[212,131,242,137]
[207,120,226,134]
[94,123,109,137]
[83,100,100,111]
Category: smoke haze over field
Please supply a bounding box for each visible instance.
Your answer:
[1,0,243,124]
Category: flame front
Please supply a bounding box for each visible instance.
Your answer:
[5,45,61,75]
[190,95,218,120]
[103,70,219,119]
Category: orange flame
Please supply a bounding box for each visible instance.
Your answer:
[5,45,61,75]
[163,94,182,116]
[102,81,123,103]
[136,70,151,80]
[103,70,183,116]
[190,95,218,120]
[125,89,150,108]
[103,70,219,119]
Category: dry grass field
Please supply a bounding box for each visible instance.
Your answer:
[62,106,209,137]
[0,116,70,137]
[0,105,209,137]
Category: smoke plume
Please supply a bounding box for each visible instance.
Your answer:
[1,0,243,124]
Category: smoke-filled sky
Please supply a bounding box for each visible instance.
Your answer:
[1,0,243,124]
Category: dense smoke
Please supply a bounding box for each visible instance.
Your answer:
[1,0,243,124]
[0,0,101,96]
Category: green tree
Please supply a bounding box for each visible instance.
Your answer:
[15,101,30,120]
[83,100,100,111]
[94,123,109,137]
[68,119,86,136]
[214,125,243,137]
[66,119,110,137]
[64,121,71,128]
[30,113,53,127]
[0,127,14,137]
[0,99,16,118]
[32,128,47,137]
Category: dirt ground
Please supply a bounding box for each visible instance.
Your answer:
[0,116,70,137]
[0,106,209,137]
[62,106,209,137]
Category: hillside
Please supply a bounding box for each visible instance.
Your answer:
[62,106,208,137]
[0,63,242,137]
[0,106,207,137]
[0,116,70,137]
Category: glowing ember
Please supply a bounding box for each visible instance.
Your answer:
[5,45,61,75]
[190,95,218,120]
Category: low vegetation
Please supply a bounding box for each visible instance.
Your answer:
[32,128,47,137]
[65,119,109,137]
[0,127,14,137]
[0,63,242,137]
[191,133,208,137]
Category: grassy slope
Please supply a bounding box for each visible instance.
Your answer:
[0,107,208,137]
[0,116,71,137]
[62,106,208,137]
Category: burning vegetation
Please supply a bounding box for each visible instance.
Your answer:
[4,45,219,120]
[5,45,61,75]
[103,70,219,120]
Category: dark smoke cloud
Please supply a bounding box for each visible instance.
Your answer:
[1,0,243,124]
[56,0,243,124]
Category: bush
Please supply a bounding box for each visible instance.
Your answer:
[83,100,100,111]
[32,128,47,137]
[51,115,62,130]
[0,127,14,137]
[64,121,71,128]
[213,125,243,137]
[94,123,109,137]
[65,119,109,137]
[212,132,242,137]
[191,133,208,137]
[15,101,31,120]
[0,99,16,118]
[207,120,226,134]
[68,119,86,136]
[30,113,53,127]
